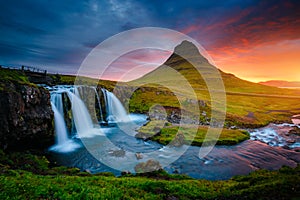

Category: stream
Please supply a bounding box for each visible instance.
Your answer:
[50,113,300,180]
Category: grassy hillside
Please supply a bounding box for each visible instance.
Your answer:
[128,41,300,126]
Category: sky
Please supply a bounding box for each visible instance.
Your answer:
[0,0,299,82]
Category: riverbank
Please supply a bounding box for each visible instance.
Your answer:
[0,150,299,199]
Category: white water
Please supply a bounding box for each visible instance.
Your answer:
[105,90,129,122]
[51,101,68,144]
[50,95,80,153]
[48,85,132,152]
[249,123,300,148]
[67,90,102,138]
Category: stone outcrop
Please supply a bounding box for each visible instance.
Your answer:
[134,159,162,173]
[0,82,54,150]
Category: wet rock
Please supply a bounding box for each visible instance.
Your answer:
[135,152,143,160]
[286,139,296,144]
[0,82,54,150]
[289,127,300,136]
[282,145,290,150]
[121,171,131,176]
[134,159,162,173]
[108,149,126,157]
[294,147,300,152]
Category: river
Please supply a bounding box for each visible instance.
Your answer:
[50,114,300,180]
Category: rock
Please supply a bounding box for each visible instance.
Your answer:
[294,147,300,152]
[289,127,300,136]
[169,132,186,147]
[135,132,153,140]
[0,82,54,150]
[134,159,162,173]
[136,126,161,140]
[135,152,143,160]
[282,145,290,150]
[108,149,126,157]
[286,139,296,144]
[121,171,131,176]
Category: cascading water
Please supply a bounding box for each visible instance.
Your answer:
[105,90,129,122]
[66,90,97,138]
[51,101,68,145]
[47,85,131,152]
[49,91,80,153]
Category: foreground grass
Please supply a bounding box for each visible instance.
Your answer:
[0,150,299,199]
[137,120,250,146]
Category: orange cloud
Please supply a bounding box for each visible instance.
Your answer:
[180,0,300,82]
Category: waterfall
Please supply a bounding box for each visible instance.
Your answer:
[51,101,68,145]
[67,90,99,138]
[105,90,129,122]
[49,92,80,153]
[48,85,131,152]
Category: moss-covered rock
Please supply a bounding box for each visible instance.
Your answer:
[0,76,54,150]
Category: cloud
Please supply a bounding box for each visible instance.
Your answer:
[181,0,300,55]
[0,0,299,81]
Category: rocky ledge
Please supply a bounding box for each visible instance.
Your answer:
[0,81,54,150]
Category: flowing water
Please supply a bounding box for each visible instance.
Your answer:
[47,85,300,180]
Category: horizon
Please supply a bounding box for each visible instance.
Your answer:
[0,0,299,82]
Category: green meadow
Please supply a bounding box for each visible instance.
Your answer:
[0,150,299,200]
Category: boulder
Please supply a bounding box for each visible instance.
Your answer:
[134,159,162,173]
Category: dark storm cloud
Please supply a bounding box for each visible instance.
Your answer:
[0,0,153,73]
[181,0,300,55]
[0,0,299,75]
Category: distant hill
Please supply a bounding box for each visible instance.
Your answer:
[259,80,300,88]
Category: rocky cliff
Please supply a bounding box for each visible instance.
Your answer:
[0,81,54,150]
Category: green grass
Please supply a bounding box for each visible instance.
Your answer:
[49,73,117,90]
[0,68,29,84]
[127,54,300,127]
[0,68,32,91]
[0,150,299,199]
[138,120,250,146]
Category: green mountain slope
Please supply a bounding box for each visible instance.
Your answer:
[135,40,299,96]
[129,41,300,126]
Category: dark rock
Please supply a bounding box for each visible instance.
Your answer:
[134,159,162,173]
[286,139,296,144]
[121,171,131,176]
[289,127,300,136]
[0,82,54,150]
[135,152,143,160]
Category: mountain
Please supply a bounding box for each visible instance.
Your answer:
[133,40,298,96]
[259,80,300,88]
[129,40,300,126]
